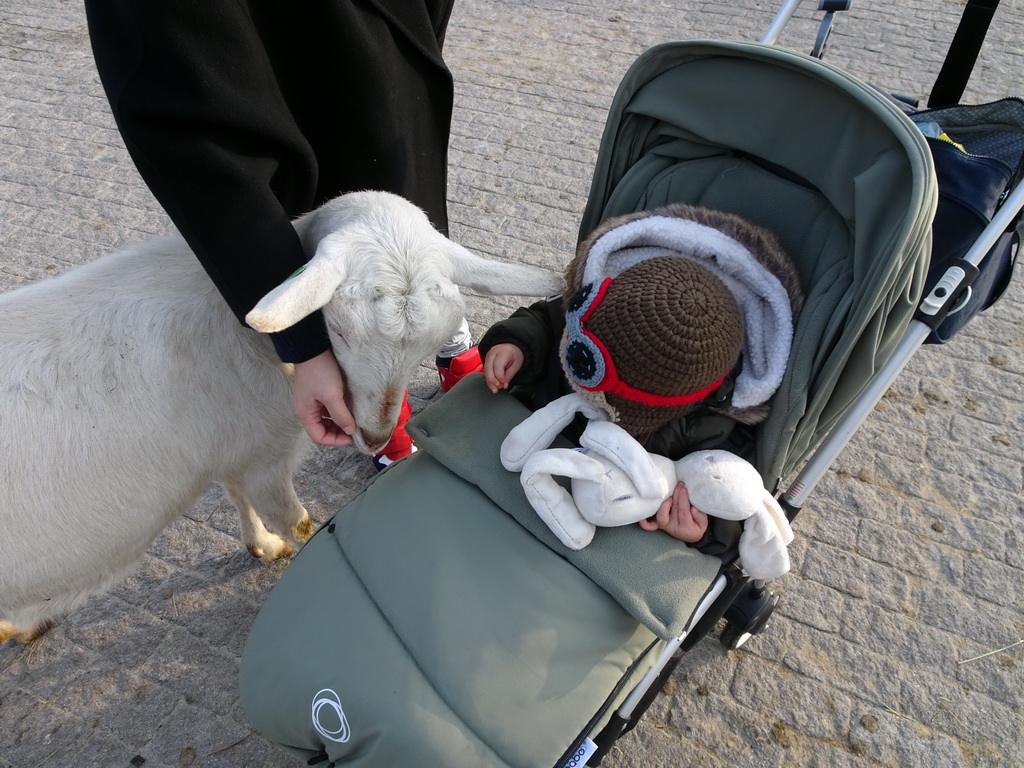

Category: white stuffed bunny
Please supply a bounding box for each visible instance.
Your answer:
[500,393,794,580]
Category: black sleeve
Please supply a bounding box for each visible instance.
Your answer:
[643,409,738,461]
[479,297,565,387]
[85,0,326,361]
[688,518,743,557]
[85,0,455,364]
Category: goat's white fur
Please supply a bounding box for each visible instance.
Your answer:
[0,190,563,643]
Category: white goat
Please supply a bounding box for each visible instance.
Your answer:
[0,190,563,644]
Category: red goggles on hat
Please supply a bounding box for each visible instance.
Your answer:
[562,278,728,408]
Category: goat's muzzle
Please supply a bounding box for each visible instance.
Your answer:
[358,429,392,455]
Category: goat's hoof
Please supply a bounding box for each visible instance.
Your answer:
[0,619,53,646]
[246,538,293,563]
[273,541,294,560]
[291,515,314,543]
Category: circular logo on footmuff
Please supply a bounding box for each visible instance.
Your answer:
[311,688,351,744]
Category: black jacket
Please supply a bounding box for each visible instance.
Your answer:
[480,296,740,454]
[480,297,744,556]
[85,0,456,362]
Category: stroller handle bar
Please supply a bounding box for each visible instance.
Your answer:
[761,0,852,47]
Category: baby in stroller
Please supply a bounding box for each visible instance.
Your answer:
[479,202,804,565]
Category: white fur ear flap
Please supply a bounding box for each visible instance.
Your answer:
[501,393,608,471]
[245,234,351,333]
[445,240,564,297]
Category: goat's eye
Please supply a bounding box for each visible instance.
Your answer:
[327,322,347,345]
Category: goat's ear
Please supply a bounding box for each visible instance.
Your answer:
[245,234,350,333]
[445,240,565,297]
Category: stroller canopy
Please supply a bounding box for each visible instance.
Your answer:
[579,41,938,488]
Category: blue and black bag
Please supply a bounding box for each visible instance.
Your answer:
[908,0,1023,343]
[911,98,1024,343]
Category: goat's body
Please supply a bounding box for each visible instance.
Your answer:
[0,191,562,644]
[1,236,309,639]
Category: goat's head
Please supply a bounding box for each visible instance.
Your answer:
[246,191,564,453]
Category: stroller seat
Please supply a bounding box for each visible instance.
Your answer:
[579,41,935,488]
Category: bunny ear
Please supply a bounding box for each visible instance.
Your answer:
[500,393,607,471]
[579,420,670,500]
[738,509,792,581]
[762,491,795,545]
[519,449,603,550]
[733,493,794,581]
[245,234,351,332]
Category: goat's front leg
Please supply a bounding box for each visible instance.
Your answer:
[221,467,312,562]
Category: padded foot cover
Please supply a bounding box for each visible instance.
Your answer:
[240,451,656,767]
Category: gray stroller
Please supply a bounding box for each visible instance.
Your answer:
[238,2,1023,766]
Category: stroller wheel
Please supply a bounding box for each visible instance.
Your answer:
[720,585,779,651]
[720,621,759,650]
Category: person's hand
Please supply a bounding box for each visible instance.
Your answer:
[291,350,356,447]
[638,482,709,543]
[483,343,524,393]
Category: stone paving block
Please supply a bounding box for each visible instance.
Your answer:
[953,638,1024,706]
[55,664,181,750]
[0,689,108,766]
[899,665,1022,764]
[847,708,968,768]
[911,579,1023,649]
[775,577,849,635]
[856,518,966,584]
[781,504,850,557]
[731,656,854,740]
[144,516,249,573]
[150,573,252,652]
[603,724,726,768]
[780,622,906,709]
[61,596,173,671]
[137,698,267,768]
[655,688,789,766]
[960,555,1024,609]
[800,539,913,613]
[900,505,1009,563]
[137,627,242,716]
[840,598,962,669]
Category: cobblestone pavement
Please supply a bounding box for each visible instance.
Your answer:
[1,1,1022,766]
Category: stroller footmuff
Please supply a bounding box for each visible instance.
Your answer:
[240,376,723,767]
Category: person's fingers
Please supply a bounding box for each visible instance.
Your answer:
[500,356,522,388]
[292,350,356,447]
[639,497,670,531]
[483,351,503,393]
[317,389,356,436]
[495,346,524,390]
[484,345,523,393]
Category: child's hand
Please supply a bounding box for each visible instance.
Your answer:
[638,482,709,543]
[483,343,524,393]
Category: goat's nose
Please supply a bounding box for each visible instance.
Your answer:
[360,430,391,454]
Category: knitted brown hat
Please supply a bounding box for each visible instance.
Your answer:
[561,255,743,440]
